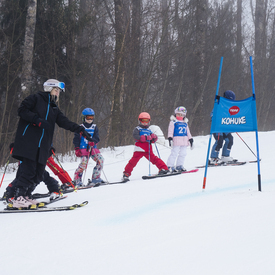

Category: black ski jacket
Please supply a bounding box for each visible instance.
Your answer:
[12,91,82,165]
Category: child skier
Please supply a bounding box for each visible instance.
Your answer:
[73,108,104,186]
[209,90,236,164]
[122,112,169,181]
[167,106,193,172]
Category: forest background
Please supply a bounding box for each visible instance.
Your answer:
[0,0,274,166]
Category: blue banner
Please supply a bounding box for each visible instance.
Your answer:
[210,96,258,133]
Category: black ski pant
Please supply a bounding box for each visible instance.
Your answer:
[6,163,59,197]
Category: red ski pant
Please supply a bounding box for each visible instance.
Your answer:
[46,156,72,184]
[124,151,168,176]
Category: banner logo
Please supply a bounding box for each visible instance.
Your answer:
[229,106,240,116]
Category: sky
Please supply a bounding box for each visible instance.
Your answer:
[0,130,274,275]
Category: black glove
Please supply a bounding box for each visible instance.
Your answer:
[83,130,93,142]
[77,126,93,142]
[34,118,50,130]
[9,142,14,151]
[168,137,173,147]
[189,138,194,150]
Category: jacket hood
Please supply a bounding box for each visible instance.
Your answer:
[170,115,188,123]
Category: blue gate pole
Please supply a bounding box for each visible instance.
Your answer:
[203,57,223,190]
[250,56,261,191]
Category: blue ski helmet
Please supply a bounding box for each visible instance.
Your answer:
[224,90,235,100]
[82,108,95,122]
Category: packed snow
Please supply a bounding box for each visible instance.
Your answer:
[0,130,274,275]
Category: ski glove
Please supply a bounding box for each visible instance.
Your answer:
[140,135,147,142]
[168,137,173,147]
[151,133,158,143]
[76,126,93,142]
[75,147,82,157]
[189,138,194,150]
[88,142,95,147]
[34,118,50,130]
[146,135,152,141]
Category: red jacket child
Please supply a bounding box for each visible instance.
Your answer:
[122,112,169,181]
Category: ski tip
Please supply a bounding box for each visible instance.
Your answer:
[80,201,89,207]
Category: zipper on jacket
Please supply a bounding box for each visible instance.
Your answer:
[22,124,30,136]
[38,94,51,148]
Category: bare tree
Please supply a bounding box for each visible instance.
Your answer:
[106,0,130,146]
[235,0,243,92]
[21,0,37,97]
[189,0,207,134]
[254,0,267,119]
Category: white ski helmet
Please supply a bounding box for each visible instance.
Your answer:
[174,106,187,116]
[43,79,65,92]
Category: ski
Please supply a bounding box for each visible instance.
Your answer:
[32,183,95,199]
[32,189,74,199]
[34,180,129,197]
[142,169,198,180]
[196,161,247,168]
[142,171,180,180]
[0,201,88,214]
[2,195,68,206]
[39,195,68,206]
[102,179,129,185]
[181,168,199,174]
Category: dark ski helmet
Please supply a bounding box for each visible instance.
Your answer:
[224,90,235,100]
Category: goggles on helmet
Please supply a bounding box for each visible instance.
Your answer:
[43,81,65,92]
[176,107,186,113]
[140,118,150,122]
[85,115,94,120]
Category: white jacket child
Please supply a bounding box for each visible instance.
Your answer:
[167,107,193,172]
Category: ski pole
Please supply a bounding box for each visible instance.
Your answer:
[51,149,76,190]
[82,145,93,185]
[0,148,13,188]
[236,132,258,159]
[154,142,161,158]
[90,146,108,183]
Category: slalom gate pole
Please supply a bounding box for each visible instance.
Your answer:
[0,148,13,188]
[250,56,261,191]
[148,141,151,176]
[203,57,223,190]
[51,150,76,190]
[236,132,258,159]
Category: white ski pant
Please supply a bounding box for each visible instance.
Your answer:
[167,145,187,168]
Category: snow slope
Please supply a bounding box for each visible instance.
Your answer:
[0,131,274,275]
